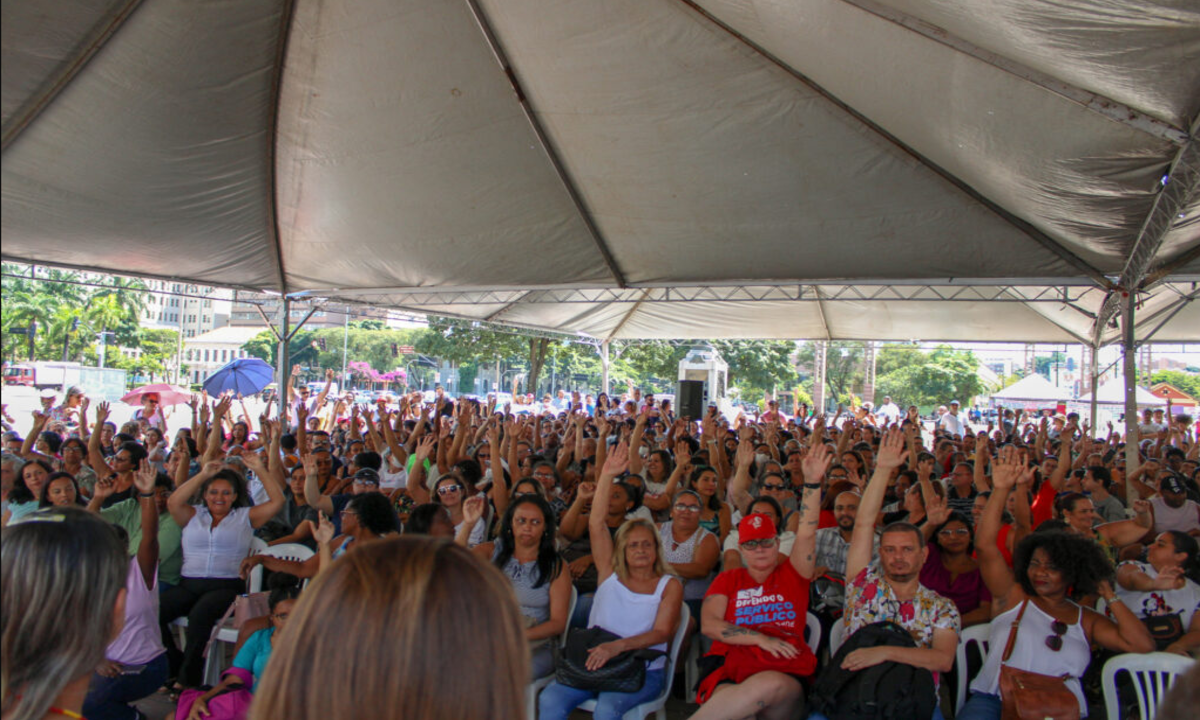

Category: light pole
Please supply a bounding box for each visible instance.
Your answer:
[340,311,350,392]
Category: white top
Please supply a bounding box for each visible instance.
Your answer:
[180,505,255,579]
[1149,497,1200,534]
[938,412,966,436]
[589,574,674,671]
[971,601,1090,716]
[1116,562,1200,627]
[106,557,166,665]
[454,515,487,547]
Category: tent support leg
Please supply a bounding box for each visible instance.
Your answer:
[1121,293,1139,502]
[1087,343,1100,435]
[812,341,827,414]
[278,297,290,429]
[599,341,610,396]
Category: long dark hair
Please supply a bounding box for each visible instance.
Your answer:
[38,472,86,508]
[931,510,975,555]
[196,469,253,508]
[492,495,561,589]
[1163,530,1200,584]
[687,465,721,511]
[11,459,55,504]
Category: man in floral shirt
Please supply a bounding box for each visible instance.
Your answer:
[840,428,960,683]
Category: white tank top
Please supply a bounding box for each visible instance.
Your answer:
[1150,497,1200,534]
[970,600,1090,715]
[589,574,673,670]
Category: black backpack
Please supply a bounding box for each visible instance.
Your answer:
[809,621,938,720]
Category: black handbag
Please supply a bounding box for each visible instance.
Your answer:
[1141,614,1184,650]
[555,626,665,693]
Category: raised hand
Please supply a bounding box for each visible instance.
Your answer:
[93,475,116,501]
[875,428,909,470]
[736,438,755,469]
[305,513,335,546]
[576,481,596,504]
[925,493,951,526]
[462,495,486,526]
[801,441,834,481]
[601,441,630,478]
[95,401,111,425]
[414,434,436,462]
[132,459,157,495]
[991,445,1022,491]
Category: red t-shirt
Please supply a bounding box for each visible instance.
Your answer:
[818,509,836,529]
[706,560,813,646]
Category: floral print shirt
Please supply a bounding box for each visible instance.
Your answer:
[843,566,960,650]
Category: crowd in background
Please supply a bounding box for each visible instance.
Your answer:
[3,370,1198,720]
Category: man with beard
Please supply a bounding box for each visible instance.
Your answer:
[814,490,875,577]
[840,428,959,677]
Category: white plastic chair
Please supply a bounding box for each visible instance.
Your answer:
[170,538,272,654]
[526,586,578,720]
[575,602,691,720]
[202,542,315,684]
[247,542,315,592]
[804,611,822,654]
[1101,652,1195,720]
[828,619,847,656]
[954,623,992,713]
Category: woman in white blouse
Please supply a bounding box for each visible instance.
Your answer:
[161,451,283,690]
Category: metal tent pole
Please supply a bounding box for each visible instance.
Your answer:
[600,341,611,395]
[1121,293,1139,502]
[1088,343,1100,434]
[278,297,291,429]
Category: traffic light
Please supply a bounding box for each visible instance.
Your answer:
[317,337,327,351]
[391,343,399,357]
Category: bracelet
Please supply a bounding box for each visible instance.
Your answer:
[138,492,156,498]
[802,483,822,490]
[1104,596,1122,605]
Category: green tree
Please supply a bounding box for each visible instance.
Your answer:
[1150,370,1200,402]
[874,345,987,409]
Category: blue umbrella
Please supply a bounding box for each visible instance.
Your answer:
[202,358,275,398]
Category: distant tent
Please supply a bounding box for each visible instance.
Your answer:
[991,374,1071,406]
[1076,379,1167,407]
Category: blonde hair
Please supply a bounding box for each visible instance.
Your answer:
[250,536,528,720]
[611,518,672,580]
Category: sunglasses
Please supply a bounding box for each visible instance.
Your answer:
[1045,619,1068,651]
[437,484,463,495]
[762,483,790,492]
[673,503,702,513]
[353,479,379,487]
[741,538,778,550]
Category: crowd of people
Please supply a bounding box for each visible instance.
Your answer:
[2,374,1198,720]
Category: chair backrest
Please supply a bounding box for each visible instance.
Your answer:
[829,619,847,656]
[1101,652,1195,720]
[249,536,268,555]
[805,612,822,653]
[562,586,578,648]
[248,542,316,593]
[954,623,992,714]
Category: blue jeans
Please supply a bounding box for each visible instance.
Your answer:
[83,652,169,720]
[957,692,1002,720]
[539,669,665,720]
[808,708,946,720]
[570,592,595,628]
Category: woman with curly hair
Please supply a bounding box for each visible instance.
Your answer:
[961,447,1153,720]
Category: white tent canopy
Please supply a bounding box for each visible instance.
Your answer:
[2,0,1198,342]
[990,374,1071,403]
[1076,379,1167,407]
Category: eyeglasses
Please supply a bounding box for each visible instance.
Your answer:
[1045,619,1068,651]
[437,484,463,495]
[762,483,790,492]
[938,528,971,537]
[673,503,702,513]
[353,480,379,487]
[741,538,778,550]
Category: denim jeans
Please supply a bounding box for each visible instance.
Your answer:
[956,692,1002,720]
[83,651,169,720]
[539,669,665,720]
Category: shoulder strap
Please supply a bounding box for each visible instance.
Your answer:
[1001,599,1029,663]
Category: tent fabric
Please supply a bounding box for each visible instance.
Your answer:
[991,374,1072,403]
[1076,379,1168,406]
[2,0,1198,341]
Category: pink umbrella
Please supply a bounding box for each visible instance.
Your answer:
[120,383,193,407]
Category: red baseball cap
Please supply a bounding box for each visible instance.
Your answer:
[738,513,777,543]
